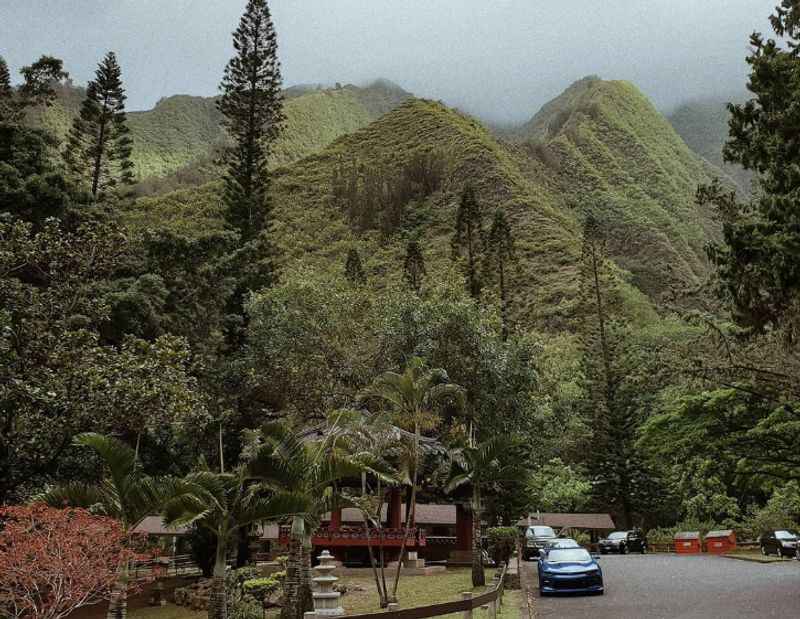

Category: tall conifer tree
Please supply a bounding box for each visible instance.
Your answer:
[403,240,427,293]
[64,52,134,199]
[699,1,800,330]
[452,185,484,299]
[0,57,16,125]
[485,209,516,340]
[578,215,656,527]
[217,0,285,242]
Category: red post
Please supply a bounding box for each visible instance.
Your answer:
[330,507,342,531]
[456,504,472,551]
[388,488,402,529]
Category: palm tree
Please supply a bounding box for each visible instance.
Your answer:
[445,435,522,587]
[161,461,310,619]
[245,418,381,619]
[320,410,402,608]
[39,433,164,619]
[361,357,465,600]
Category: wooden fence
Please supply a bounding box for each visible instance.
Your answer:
[131,554,201,580]
[329,562,509,619]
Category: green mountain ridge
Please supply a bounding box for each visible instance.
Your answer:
[514,77,720,303]
[32,79,412,182]
[127,78,721,331]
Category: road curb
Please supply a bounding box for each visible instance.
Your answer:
[722,553,788,564]
[518,560,537,618]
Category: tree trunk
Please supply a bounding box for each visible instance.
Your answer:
[106,562,128,619]
[208,540,227,619]
[280,536,301,619]
[235,526,250,568]
[471,486,485,587]
[391,424,420,600]
[298,540,314,618]
[363,515,388,608]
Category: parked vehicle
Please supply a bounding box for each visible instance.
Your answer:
[760,530,799,558]
[598,529,647,554]
[540,538,581,558]
[523,525,558,561]
[538,547,604,595]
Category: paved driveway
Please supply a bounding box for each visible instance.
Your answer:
[532,554,800,618]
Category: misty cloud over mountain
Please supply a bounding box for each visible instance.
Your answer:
[2,0,767,122]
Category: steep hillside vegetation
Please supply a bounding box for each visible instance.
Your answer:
[668,97,754,193]
[33,80,411,182]
[124,79,722,333]
[516,77,720,304]
[128,96,662,332]
[126,95,225,179]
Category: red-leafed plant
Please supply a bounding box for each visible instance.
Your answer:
[0,503,138,619]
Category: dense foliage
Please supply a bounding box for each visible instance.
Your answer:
[0,504,140,619]
[6,7,800,616]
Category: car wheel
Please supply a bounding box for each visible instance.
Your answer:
[600,549,607,555]
[620,544,628,555]
[761,545,767,556]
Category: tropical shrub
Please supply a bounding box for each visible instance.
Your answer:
[243,576,281,602]
[0,504,138,619]
[487,527,519,565]
[226,567,264,619]
[740,482,800,541]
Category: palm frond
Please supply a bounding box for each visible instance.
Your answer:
[36,482,114,515]
[74,433,137,497]
[445,472,472,494]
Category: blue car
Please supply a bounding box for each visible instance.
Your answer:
[538,547,604,596]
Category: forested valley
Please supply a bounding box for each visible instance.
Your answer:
[4,1,800,618]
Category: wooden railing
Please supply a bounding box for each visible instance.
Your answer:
[335,562,508,619]
[131,554,201,580]
[279,526,427,548]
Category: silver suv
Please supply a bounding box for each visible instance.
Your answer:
[523,525,557,560]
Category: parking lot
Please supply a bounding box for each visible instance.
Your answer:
[531,554,800,618]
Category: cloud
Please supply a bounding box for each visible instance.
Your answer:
[0,0,771,123]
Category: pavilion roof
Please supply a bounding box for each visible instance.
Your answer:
[517,512,616,531]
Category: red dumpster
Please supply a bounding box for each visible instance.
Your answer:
[674,531,702,554]
[705,529,736,554]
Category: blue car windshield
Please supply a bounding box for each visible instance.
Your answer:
[608,532,627,540]
[546,549,592,563]
[776,530,797,540]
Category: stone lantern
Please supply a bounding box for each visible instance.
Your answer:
[311,550,344,616]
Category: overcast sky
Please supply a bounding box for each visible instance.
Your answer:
[0,0,772,123]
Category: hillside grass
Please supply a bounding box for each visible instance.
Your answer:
[33,81,410,183]
[123,95,663,333]
[516,79,721,303]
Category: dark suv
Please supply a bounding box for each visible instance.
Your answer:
[523,525,557,560]
[760,530,799,558]
[598,529,647,554]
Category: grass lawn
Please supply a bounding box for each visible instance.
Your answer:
[722,549,792,564]
[337,567,519,617]
[130,607,204,619]
[128,568,520,619]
